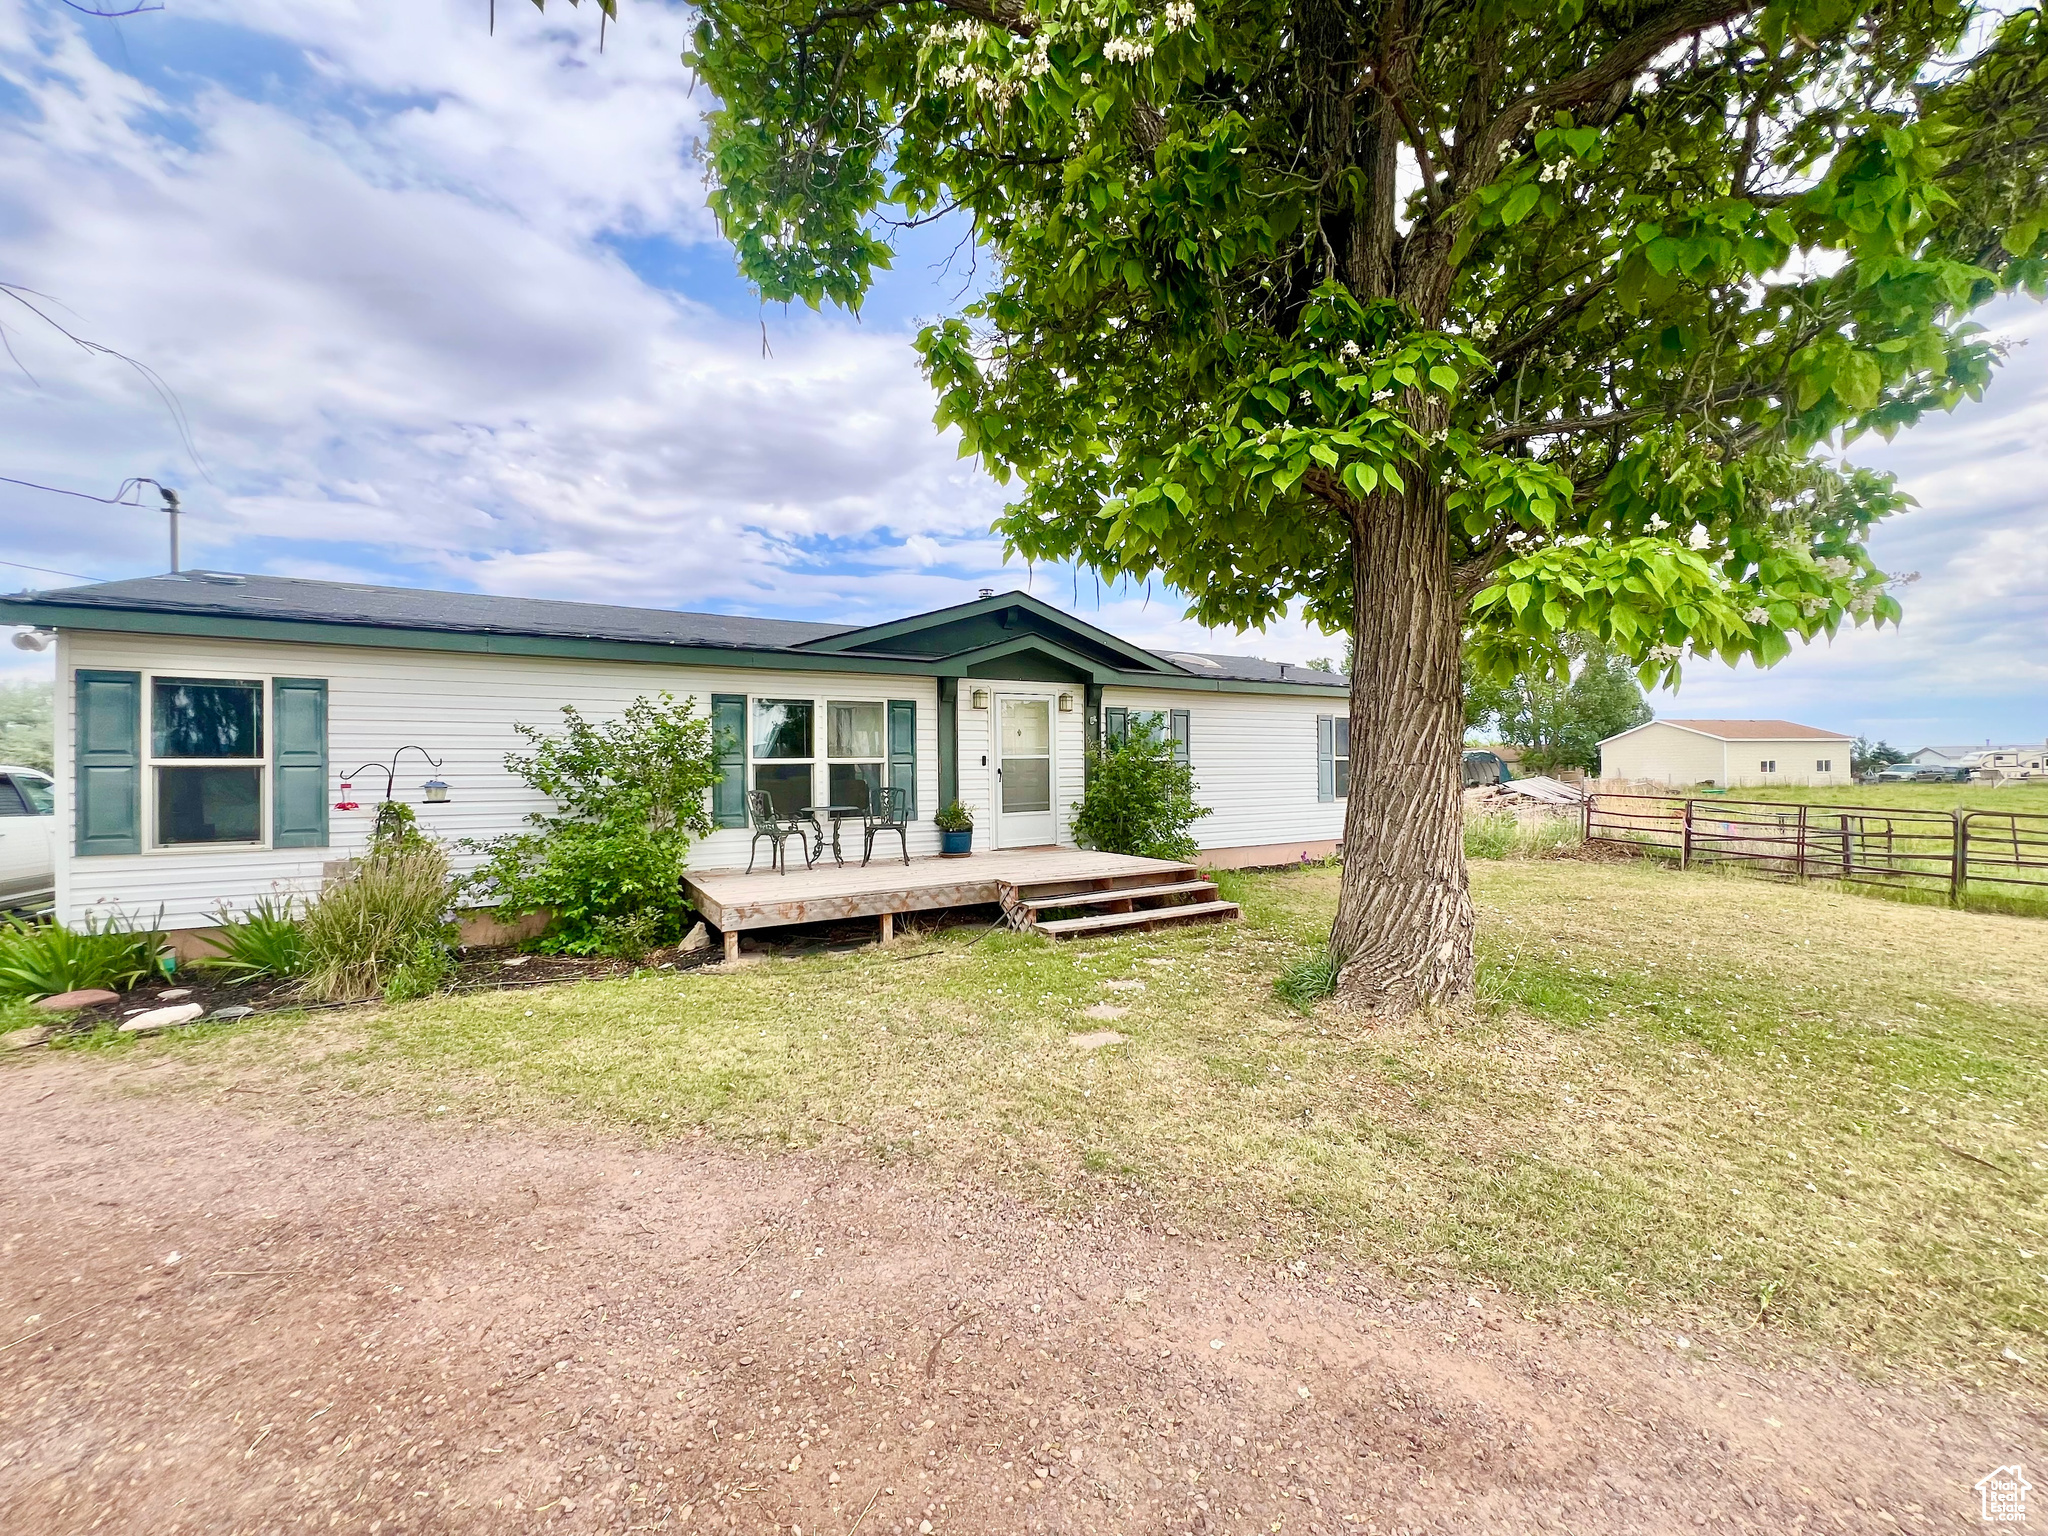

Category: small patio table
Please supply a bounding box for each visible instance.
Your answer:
[798,804,864,867]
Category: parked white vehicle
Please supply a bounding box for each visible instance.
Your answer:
[0,764,57,909]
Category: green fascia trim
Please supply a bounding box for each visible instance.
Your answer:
[0,598,1352,698]
[796,589,1178,676]
[929,632,1114,682]
[0,602,953,678]
[936,677,959,811]
[1098,670,1350,698]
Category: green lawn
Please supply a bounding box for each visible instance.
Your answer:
[56,858,2048,1386]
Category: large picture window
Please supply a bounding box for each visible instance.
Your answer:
[752,699,814,817]
[826,701,886,810]
[152,677,264,845]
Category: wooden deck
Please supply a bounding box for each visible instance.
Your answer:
[682,846,1193,953]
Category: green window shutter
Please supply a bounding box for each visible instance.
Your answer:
[1170,709,1190,767]
[1105,707,1127,749]
[711,693,747,828]
[888,699,917,818]
[271,678,329,848]
[75,669,141,856]
[1317,716,1335,802]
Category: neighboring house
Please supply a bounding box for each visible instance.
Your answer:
[1598,719,1854,787]
[0,574,1353,940]
[1909,744,1978,766]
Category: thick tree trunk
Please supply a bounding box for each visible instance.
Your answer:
[1329,479,1475,1015]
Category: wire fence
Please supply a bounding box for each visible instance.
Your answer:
[1582,794,2048,911]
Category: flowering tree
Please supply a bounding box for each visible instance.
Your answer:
[678,0,2047,1013]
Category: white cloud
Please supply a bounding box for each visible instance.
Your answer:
[0,0,1004,612]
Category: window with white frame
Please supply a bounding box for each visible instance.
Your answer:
[151,676,264,845]
[1816,758,1832,773]
[751,699,814,818]
[826,701,886,810]
[1758,758,1776,774]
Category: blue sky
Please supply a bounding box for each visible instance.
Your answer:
[0,0,2043,750]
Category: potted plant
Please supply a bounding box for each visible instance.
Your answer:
[934,799,974,857]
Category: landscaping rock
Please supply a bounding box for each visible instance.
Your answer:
[120,1003,205,1035]
[34,988,119,1012]
[1068,1029,1126,1050]
[208,1006,256,1022]
[679,921,710,953]
[1081,1003,1128,1021]
[3,1025,52,1051]
[156,987,194,1000]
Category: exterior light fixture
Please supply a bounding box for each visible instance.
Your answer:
[1057,691,1075,712]
[422,778,451,804]
[970,687,990,710]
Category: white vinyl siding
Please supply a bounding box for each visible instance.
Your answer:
[1102,688,1347,852]
[56,632,940,930]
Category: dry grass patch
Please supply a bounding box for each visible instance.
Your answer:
[71,858,2048,1386]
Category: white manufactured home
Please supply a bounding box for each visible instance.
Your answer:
[1598,718,1855,789]
[1,574,1351,944]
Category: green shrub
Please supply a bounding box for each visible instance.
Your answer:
[382,935,455,1003]
[1071,722,1211,861]
[0,910,172,1000]
[300,820,455,1003]
[461,693,719,956]
[197,895,306,983]
[1273,944,1343,1012]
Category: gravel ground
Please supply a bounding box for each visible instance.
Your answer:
[0,1052,2036,1535]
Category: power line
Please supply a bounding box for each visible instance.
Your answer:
[0,473,153,505]
[0,557,102,582]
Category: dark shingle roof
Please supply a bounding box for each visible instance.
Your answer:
[1158,650,1348,688]
[4,572,1352,688]
[8,572,855,651]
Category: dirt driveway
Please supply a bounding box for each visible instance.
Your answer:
[0,1054,2033,1535]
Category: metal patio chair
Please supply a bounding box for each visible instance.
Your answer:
[746,789,815,875]
[861,785,911,868]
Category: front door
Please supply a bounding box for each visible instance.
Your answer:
[993,694,1056,847]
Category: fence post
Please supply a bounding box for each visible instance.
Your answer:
[1952,810,1968,905]
[1839,814,1852,880]
[1796,804,1809,881]
[1582,791,1592,845]
[1681,799,1694,870]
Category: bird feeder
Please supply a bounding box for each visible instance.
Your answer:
[422,778,451,804]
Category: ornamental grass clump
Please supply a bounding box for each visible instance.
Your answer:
[197,895,307,983]
[300,803,456,1003]
[0,910,171,1000]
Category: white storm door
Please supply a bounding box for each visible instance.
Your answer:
[993,695,1056,847]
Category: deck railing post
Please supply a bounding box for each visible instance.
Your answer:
[1681,799,1694,870]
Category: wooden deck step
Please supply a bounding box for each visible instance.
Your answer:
[1018,878,1219,911]
[1032,899,1242,939]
